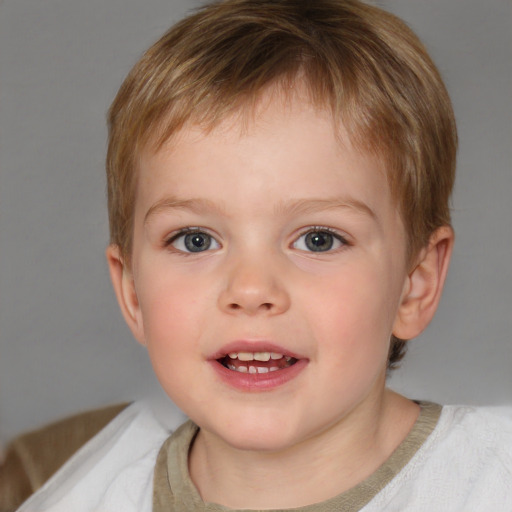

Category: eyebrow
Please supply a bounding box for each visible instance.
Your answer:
[278,197,377,220]
[144,197,225,225]
[144,195,376,224]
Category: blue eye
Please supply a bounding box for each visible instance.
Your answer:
[169,230,220,253]
[293,229,345,252]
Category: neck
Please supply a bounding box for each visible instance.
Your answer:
[189,389,419,509]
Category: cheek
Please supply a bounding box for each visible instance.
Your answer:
[304,263,398,360]
[138,274,206,405]
[138,260,211,323]
[135,269,204,359]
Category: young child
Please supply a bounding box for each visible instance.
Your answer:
[18,0,512,510]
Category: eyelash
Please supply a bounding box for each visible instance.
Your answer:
[293,226,350,253]
[164,227,220,254]
[163,226,350,254]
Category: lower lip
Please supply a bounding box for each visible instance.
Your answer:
[209,359,308,391]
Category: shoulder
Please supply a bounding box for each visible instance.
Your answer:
[367,404,512,511]
[438,404,512,460]
[0,403,129,511]
[431,405,512,502]
[17,399,186,512]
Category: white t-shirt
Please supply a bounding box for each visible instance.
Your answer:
[17,399,512,511]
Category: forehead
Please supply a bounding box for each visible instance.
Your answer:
[138,79,396,198]
[147,77,381,160]
[136,91,398,226]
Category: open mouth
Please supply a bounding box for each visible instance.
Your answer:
[218,351,298,374]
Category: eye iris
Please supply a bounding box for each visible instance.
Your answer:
[305,231,333,252]
[184,233,211,252]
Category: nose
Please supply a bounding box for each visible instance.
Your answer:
[218,254,291,316]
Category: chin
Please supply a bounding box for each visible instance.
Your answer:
[221,431,298,453]
[205,415,303,453]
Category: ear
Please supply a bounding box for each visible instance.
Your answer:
[393,226,454,340]
[106,245,146,346]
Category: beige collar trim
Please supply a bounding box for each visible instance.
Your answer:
[153,401,442,512]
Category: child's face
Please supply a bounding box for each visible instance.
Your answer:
[124,92,410,452]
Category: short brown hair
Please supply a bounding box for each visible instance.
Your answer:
[106,0,457,368]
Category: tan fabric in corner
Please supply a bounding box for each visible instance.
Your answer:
[0,403,129,512]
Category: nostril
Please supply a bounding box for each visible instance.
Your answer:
[227,302,273,312]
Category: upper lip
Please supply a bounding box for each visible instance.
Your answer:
[209,340,306,361]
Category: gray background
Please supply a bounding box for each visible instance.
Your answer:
[0,0,511,446]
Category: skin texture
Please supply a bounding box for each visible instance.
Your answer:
[107,88,453,508]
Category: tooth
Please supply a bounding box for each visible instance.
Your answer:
[285,356,292,362]
[227,364,236,371]
[269,367,279,372]
[238,352,254,361]
[248,366,257,374]
[237,366,248,373]
[257,366,269,373]
[270,353,283,360]
[254,352,270,362]
[228,352,238,359]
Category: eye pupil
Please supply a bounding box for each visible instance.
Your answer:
[305,231,333,252]
[184,233,211,252]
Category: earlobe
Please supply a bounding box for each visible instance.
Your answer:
[393,226,454,340]
[106,245,146,346]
